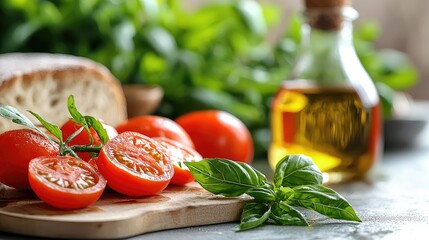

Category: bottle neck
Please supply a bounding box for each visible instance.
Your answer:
[286,6,379,107]
[301,20,354,51]
[301,6,357,54]
[288,7,360,85]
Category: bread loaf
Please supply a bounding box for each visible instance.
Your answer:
[0,53,127,133]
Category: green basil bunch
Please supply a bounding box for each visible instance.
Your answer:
[185,155,360,231]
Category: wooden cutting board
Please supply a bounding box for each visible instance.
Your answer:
[0,183,249,239]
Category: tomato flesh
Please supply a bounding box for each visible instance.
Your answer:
[154,137,202,185]
[115,116,194,149]
[0,129,59,189]
[28,156,106,210]
[97,132,174,196]
[176,110,254,164]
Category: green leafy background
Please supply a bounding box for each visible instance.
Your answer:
[0,0,419,159]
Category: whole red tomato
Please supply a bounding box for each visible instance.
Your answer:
[0,129,59,189]
[115,115,194,148]
[61,120,118,161]
[175,110,254,164]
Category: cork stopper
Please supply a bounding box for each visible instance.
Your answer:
[304,0,352,30]
[305,0,351,9]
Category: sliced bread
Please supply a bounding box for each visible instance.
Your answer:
[0,53,127,133]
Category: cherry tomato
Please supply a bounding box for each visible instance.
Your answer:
[0,129,59,189]
[28,156,106,210]
[153,137,202,185]
[115,116,194,148]
[88,157,99,171]
[175,110,254,164]
[61,120,118,161]
[97,132,174,196]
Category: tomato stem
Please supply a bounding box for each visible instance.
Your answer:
[57,142,79,158]
[60,127,102,159]
[71,145,102,153]
[66,148,80,158]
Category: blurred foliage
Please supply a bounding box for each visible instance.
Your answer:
[0,0,419,158]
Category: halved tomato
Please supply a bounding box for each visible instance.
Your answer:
[97,132,174,196]
[28,156,106,210]
[88,157,99,171]
[153,137,202,185]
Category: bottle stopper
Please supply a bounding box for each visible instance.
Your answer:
[305,0,351,8]
[304,0,352,30]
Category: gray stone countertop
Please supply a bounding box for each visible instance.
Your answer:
[133,120,429,240]
[1,121,429,240]
[129,148,429,240]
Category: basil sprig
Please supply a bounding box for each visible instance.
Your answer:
[0,105,60,144]
[185,154,361,231]
[0,95,109,157]
[67,96,109,145]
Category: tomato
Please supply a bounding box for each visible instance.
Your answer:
[61,120,118,161]
[88,157,99,171]
[97,132,174,196]
[153,137,202,185]
[175,110,254,164]
[28,156,106,210]
[115,116,194,148]
[0,129,59,189]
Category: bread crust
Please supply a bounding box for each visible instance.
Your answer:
[0,53,127,131]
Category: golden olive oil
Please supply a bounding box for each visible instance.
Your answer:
[269,86,381,183]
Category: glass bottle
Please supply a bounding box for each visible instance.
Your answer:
[269,0,382,183]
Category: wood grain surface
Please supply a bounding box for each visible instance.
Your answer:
[0,183,249,239]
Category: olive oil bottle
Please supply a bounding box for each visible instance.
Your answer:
[269,0,382,183]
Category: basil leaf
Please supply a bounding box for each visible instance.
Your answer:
[184,159,267,197]
[270,201,308,226]
[67,95,90,134]
[289,185,361,222]
[276,186,294,201]
[29,111,63,142]
[234,202,270,231]
[0,105,38,129]
[246,187,276,202]
[239,161,267,184]
[274,154,323,188]
[84,116,109,144]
